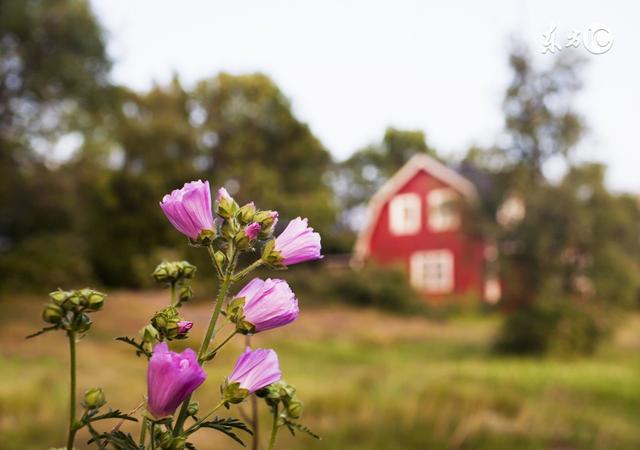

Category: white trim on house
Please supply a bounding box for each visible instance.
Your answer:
[389,192,421,235]
[410,250,454,293]
[351,154,478,266]
[427,188,460,232]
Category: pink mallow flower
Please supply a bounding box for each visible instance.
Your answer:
[228,347,281,393]
[160,180,214,240]
[274,217,322,265]
[236,278,298,333]
[244,222,261,240]
[147,342,206,418]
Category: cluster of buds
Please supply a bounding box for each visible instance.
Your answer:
[152,261,196,306]
[257,380,303,420]
[139,307,192,353]
[42,288,106,335]
[217,188,279,250]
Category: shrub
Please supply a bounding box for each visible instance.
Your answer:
[494,299,609,356]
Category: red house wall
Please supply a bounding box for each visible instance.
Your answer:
[367,170,486,299]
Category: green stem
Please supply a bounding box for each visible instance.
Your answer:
[150,422,156,450]
[66,331,77,450]
[139,417,148,448]
[170,282,176,306]
[173,245,238,436]
[202,330,238,362]
[267,406,279,450]
[232,259,262,282]
[185,401,225,433]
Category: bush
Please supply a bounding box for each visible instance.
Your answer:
[494,299,609,356]
[283,263,423,314]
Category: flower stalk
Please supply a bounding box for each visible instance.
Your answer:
[66,331,77,450]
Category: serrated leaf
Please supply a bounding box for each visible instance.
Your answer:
[115,336,152,358]
[25,325,58,339]
[87,409,139,424]
[190,416,252,446]
[88,430,139,450]
[282,418,321,440]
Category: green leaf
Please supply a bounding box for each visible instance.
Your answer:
[191,416,252,447]
[25,325,58,339]
[87,430,139,450]
[86,409,138,425]
[282,418,321,440]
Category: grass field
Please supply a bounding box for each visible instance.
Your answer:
[1,291,639,450]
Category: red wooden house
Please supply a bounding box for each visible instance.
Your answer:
[352,154,501,302]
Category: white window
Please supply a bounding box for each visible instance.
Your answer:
[427,189,460,232]
[389,193,421,235]
[410,250,454,294]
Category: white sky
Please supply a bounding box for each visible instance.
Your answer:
[90,0,640,193]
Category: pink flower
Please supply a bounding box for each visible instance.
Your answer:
[228,347,281,393]
[146,343,206,418]
[160,180,214,240]
[236,278,298,333]
[244,222,261,240]
[274,217,322,265]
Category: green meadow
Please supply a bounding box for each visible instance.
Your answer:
[1,291,639,450]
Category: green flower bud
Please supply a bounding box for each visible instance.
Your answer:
[82,387,107,409]
[161,436,186,450]
[214,251,226,268]
[220,220,236,240]
[140,324,160,342]
[178,285,192,304]
[238,202,257,224]
[42,303,64,324]
[179,261,196,279]
[49,290,69,306]
[74,313,92,333]
[187,400,199,417]
[287,400,303,419]
[86,291,106,311]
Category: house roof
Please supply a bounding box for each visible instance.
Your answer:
[351,153,479,265]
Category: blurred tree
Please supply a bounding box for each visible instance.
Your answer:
[485,43,640,354]
[76,73,338,286]
[0,0,110,290]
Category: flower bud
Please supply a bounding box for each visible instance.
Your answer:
[287,399,303,419]
[82,387,107,409]
[179,261,196,279]
[234,222,261,250]
[178,285,192,304]
[161,436,186,450]
[176,321,193,338]
[43,303,64,324]
[255,210,279,239]
[238,202,257,224]
[85,291,106,311]
[187,400,199,416]
[140,324,160,342]
[49,290,69,306]
[216,187,239,219]
[214,251,226,268]
[74,313,92,333]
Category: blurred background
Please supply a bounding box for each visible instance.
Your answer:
[1,1,639,449]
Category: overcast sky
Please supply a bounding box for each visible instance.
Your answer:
[90,0,640,192]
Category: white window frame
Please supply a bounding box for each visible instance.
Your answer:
[389,193,421,235]
[410,250,454,294]
[427,188,460,232]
